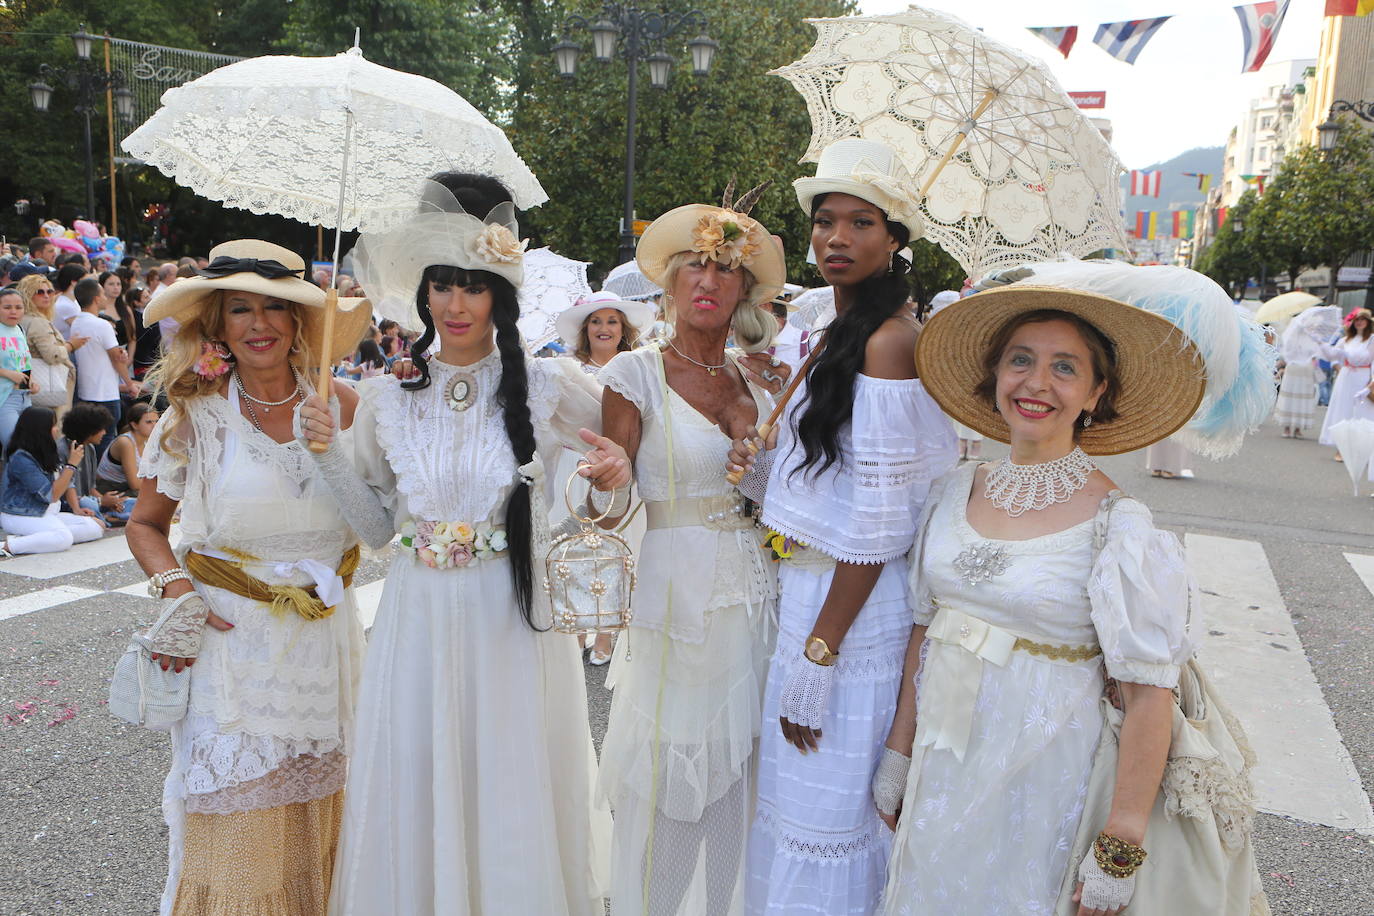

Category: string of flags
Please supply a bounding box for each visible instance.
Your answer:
[1131,208,1236,240]
[1027,0,1370,74]
[1129,170,1163,197]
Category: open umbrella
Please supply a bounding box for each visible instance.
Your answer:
[517,247,593,351]
[1330,419,1374,495]
[601,260,662,301]
[771,5,1128,280]
[1253,291,1322,325]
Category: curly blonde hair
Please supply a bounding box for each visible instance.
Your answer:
[14,274,55,320]
[660,251,775,353]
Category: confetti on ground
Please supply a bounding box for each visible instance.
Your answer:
[35,679,59,687]
[1268,872,1297,888]
[45,704,78,727]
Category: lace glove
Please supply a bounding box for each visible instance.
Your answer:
[735,441,775,505]
[778,651,836,729]
[147,592,211,659]
[294,399,395,550]
[587,485,632,518]
[872,747,912,816]
[1077,849,1136,912]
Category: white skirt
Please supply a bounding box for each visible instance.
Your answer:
[746,559,912,916]
[1274,362,1316,429]
[1320,365,1374,445]
[329,554,610,916]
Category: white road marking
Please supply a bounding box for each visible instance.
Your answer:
[1345,552,1374,598]
[0,536,136,579]
[1188,533,1374,833]
[0,585,103,622]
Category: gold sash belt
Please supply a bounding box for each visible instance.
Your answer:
[185,545,361,622]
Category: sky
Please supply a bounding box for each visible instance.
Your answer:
[854,0,1325,168]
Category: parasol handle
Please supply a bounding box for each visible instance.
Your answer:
[918,87,999,200]
[308,288,338,455]
[725,346,822,486]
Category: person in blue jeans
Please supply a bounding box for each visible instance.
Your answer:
[0,406,104,556]
[0,289,36,449]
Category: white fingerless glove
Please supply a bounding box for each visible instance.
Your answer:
[294,399,396,550]
[872,747,912,816]
[1077,849,1136,912]
[735,441,776,505]
[778,651,836,729]
[587,485,632,517]
[147,592,211,659]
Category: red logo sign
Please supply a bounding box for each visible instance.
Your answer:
[1068,91,1107,109]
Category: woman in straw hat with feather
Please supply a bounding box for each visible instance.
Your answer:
[874,262,1271,916]
[126,239,373,915]
[297,172,627,916]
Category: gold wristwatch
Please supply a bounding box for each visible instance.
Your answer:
[804,635,838,666]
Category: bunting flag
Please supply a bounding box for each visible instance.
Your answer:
[1028,26,1079,58]
[1215,207,1231,230]
[1183,172,1214,192]
[1135,211,1160,240]
[1325,0,1374,16]
[1093,17,1172,64]
[1235,1,1292,73]
[1240,173,1268,194]
[1173,210,1197,238]
[1129,170,1163,197]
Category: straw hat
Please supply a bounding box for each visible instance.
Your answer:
[636,183,786,307]
[144,239,372,363]
[794,138,925,239]
[916,285,1207,456]
[555,290,655,348]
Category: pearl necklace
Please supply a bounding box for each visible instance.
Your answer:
[667,340,728,376]
[983,447,1097,517]
[235,367,305,414]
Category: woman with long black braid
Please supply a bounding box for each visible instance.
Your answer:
[299,173,626,915]
[733,140,957,914]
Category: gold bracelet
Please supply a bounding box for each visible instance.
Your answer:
[1093,831,1147,878]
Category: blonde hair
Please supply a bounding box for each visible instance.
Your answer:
[15,274,54,321]
[661,251,776,353]
[145,290,318,456]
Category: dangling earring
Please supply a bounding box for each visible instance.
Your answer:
[1081,413,1094,428]
[888,250,896,274]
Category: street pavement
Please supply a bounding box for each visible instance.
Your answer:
[1,409,1372,915]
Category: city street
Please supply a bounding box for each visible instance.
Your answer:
[0,410,1371,915]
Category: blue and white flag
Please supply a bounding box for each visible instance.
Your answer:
[1235,1,1292,72]
[1093,17,1172,64]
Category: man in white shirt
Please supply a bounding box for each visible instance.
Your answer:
[51,263,87,339]
[69,277,139,454]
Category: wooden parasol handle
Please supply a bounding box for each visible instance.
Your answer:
[725,346,822,486]
[307,287,338,454]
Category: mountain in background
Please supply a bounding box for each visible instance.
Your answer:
[1118,146,1225,220]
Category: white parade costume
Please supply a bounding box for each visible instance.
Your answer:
[597,345,776,915]
[746,361,956,915]
[329,352,611,916]
[141,389,366,916]
[1319,335,1374,445]
[1274,322,1321,432]
[880,463,1193,914]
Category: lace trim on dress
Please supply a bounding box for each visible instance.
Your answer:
[184,750,346,814]
[752,803,881,863]
[1160,702,1260,850]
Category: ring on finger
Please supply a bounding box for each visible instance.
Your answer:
[769,356,781,367]
[762,370,779,383]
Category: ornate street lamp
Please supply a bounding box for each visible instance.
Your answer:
[1318,117,1341,153]
[554,4,718,264]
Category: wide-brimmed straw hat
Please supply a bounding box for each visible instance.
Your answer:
[794,138,925,240]
[555,290,655,347]
[916,285,1207,456]
[144,239,372,363]
[636,182,786,307]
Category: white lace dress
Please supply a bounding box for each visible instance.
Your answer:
[1318,335,1374,446]
[329,351,611,916]
[746,373,956,916]
[140,390,366,916]
[880,462,1194,915]
[596,346,776,916]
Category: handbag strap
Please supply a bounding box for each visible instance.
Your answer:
[132,590,199,649]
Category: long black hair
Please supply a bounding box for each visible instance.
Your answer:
[8,405,58,474]
[403,172,542,630]
[791,194,913,479]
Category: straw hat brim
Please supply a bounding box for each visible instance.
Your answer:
[554,298,656,347]
[915,286,1207,456]
[144,275,372,365]
[636,204,785,307]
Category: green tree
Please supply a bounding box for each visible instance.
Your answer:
[1244,158,1310,294]
[1282,117,1374,301]
[1197,191,1260,298]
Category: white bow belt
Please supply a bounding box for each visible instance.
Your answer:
[196,547,346,611]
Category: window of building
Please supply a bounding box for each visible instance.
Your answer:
[1258,147,1269,162]
[1260,116,1273,129]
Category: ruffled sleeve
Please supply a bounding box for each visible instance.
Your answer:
[763,375,957,564]
[351,378,402,519]
[138,408,192,501]
[597,347,661,418]
[907,466,965,626]
[530,356,603,450]
[1087,497,1196,688]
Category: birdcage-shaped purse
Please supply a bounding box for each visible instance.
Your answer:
[543,469,636,635]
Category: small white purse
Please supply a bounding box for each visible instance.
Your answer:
[107,599,192,731]
[543,470,636,635]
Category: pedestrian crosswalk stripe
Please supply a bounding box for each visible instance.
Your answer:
[1345,552,1374,598]
[0,585,103,622]
[0,535,137,579]
[1188,533,1374,834]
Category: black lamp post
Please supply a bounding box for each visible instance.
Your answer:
[1315,102,1374,303]
[29,25,134,221]
[554,4,718,264]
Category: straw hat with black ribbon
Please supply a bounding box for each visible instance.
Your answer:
[916,261,1277,458]
[145,239,372,364]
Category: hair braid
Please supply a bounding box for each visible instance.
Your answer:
[492,294,541,630]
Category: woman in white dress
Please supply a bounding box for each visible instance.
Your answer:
[596,188,788,915]
[733,139,957,915]
[127,240,373,915]
[1318,308,1374,459]
[1274,318,1322,438]
[876,263,1270,916]
[300,173,626,916]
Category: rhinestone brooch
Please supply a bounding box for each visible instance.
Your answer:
[952,542,1011,586]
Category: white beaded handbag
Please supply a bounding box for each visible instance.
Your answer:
[543,470,636,635]
[108,599,191,731]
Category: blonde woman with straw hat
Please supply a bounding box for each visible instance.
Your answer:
[874,262,1271,916]
[592,184,789,915]
[125,239,372,916]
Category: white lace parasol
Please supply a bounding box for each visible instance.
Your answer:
[518,247,593,350]
[772,5,1129,280]
[601,260,662,302]
[122,46,547,232]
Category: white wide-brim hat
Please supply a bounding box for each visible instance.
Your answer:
[555,290,655,347]
[794,138,925,240]
[636,204,786,307]
[143,239,372,364]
